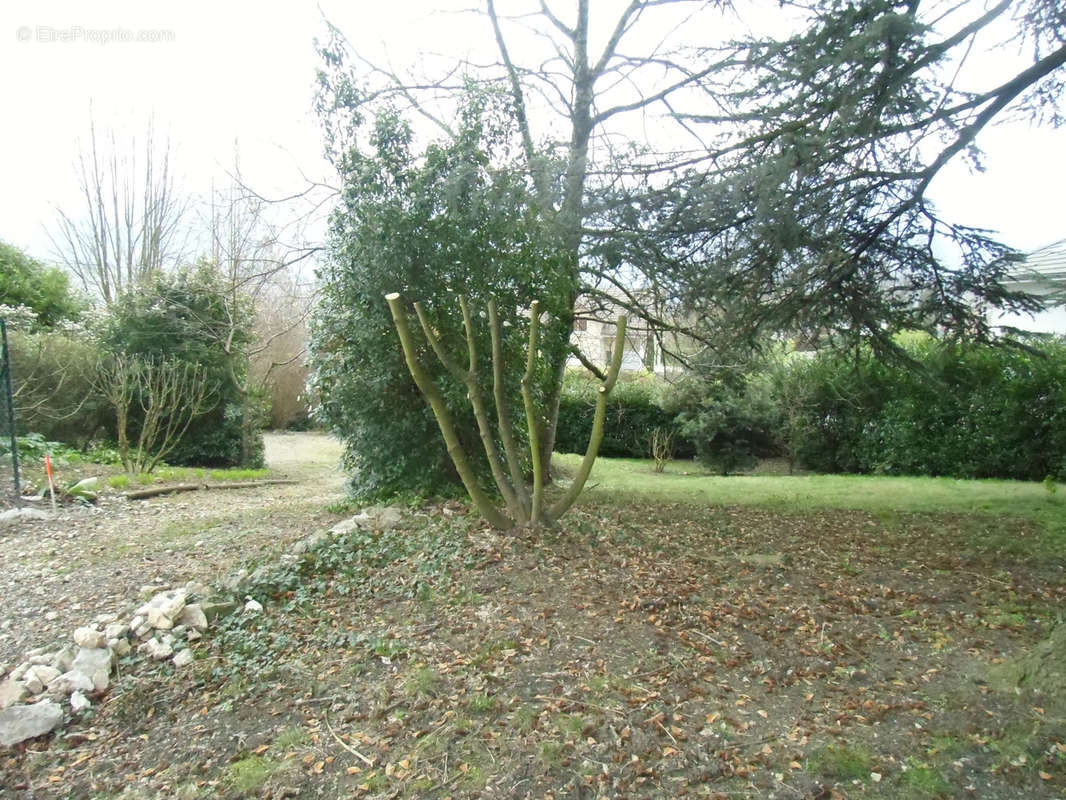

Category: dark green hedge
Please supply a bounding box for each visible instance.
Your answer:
[784,337,1066,481]
[555,375,694,459]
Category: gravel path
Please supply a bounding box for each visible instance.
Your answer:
[0,432,346,673]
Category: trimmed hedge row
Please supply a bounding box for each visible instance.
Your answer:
[787,338,1066,481]
[555,375,695,459]
[555,336,1066,482]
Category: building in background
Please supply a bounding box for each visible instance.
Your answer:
[993,239,1066,335]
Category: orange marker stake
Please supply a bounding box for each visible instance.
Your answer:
[45,452,57,512]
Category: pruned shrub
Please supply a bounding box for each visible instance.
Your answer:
[555,372,692,459]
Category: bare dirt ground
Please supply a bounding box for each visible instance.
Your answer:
[1,448,1065,799]
[0,432,346,672]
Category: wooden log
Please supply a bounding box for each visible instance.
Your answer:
[123,479,297,500]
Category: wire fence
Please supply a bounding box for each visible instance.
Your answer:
[1,319,22,507]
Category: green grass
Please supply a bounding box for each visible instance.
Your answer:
[224,755,283,794]
[556,454,1065,524]
[808,743,874,781]
[103,466,272,489]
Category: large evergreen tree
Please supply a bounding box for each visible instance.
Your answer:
[314,0,1065,496]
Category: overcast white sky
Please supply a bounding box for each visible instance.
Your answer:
[1,0,1063,267]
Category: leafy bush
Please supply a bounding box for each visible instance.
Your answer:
[555,372,693,459]
[6,321,111,448]
[0,241,85,327]
[101,264,264,468]
[672,368,781,475]
[780,337,1066,480]
[310,92,570,499]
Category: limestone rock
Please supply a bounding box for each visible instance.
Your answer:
[26,665,60,692]
[0,700,64,746]
[103,622,129,641]
[244,598,263,614]
[177,604,208,632]
[23,671,45,695]
[172,649,194,668]
[110,638,131,657]
[66,477,100,501]
[73,627,106,649]
[52,646,75,672]
[292,531,328,555]
[70,648,112,692]
[199,601,238,623]
[0,679,28,710]
[139,638,173,661]
[0,507,51,526]
[70,691,91,713]
[50,670,93,695]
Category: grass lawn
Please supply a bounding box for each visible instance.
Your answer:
[4,457,1065,799]
[557,453,1065,518]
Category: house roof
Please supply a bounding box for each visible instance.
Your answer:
[1014,238,1066,286]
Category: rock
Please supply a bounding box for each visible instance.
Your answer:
[28,654,53,666]
[52,647,75,672]
[70,648,112,692]
[199,601,238,623]
[94,612,118,625]
[183,581,210,600]
[23,671,45,695]
[73,627,106,649]
[187,630,202,642]
[333,505,405,534]
[145,607,175,630]
[66,477,100,501]
[44,611,59,621]
[172,649,194,668]
[139,638,173,661]
[292,531,329,555]
[70,691,90,713]
[0,700,64,746]
[0,508,51,526]
[0,679,28,710]
[137,589,187,628]
[221,569,249,593]
[50,670,93,695]
[10,663,29,681]
[134,623,152,639]
[128,616,145,634]
[104,622,129,641]
[177,604,208,632]
[28,665,60,688]
[244,598,263,614]
[329,517,360,536]
[110,638,131,657]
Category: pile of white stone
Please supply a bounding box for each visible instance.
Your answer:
[0,582,251,747]
[0,505,406,749]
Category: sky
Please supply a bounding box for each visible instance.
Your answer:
[1,0,1064,268]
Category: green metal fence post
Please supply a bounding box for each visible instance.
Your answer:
[0,319,21,506]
